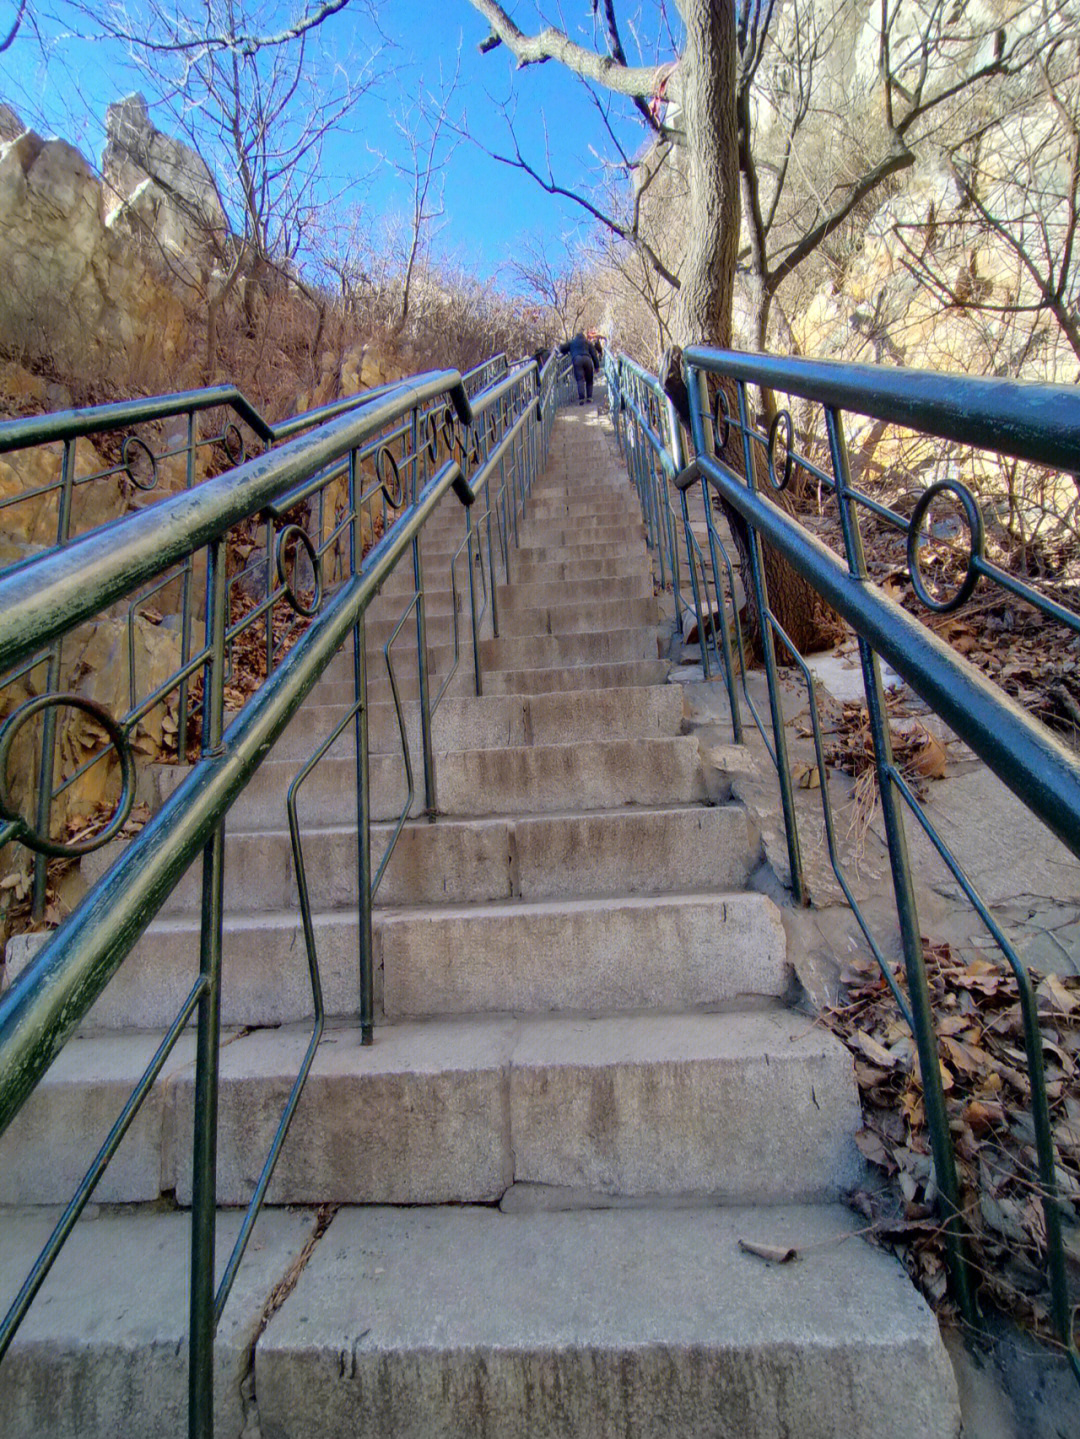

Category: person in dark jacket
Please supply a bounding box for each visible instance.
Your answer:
[559,332,601,404]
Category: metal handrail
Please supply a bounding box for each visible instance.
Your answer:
[604,351,687,629]
[0,351,565,1436]
[0,373,406,915]
[607,345,1080,1381]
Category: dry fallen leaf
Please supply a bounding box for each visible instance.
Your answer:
[738,1238,799,1264]
[1038,974,1079,1016]
[912,732,948,779]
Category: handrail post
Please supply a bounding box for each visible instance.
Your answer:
[410,409,438,818]
[31,437,77,919]
[824,402,975,1323]
[467,505,483,697]
[188,534,227,1438]
[354,612,374,1043]
[177,410,197,765]
[729,374,807,904]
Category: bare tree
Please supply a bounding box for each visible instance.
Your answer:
[373,68,462,333]
[505,233,593,342]
[95,0,382,378]
[463,1,846,654]
[890,11,1080,374]
[736,0,1030,419]
[465,0,739,350]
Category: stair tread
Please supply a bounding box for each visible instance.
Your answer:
[255,1203,958,1439]
[142,886,774,931]
[0,1203,958,1439]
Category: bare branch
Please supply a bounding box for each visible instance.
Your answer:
[0,0,27,54]
[465,0,667,102]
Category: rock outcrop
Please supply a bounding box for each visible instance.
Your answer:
[102,93,228,267]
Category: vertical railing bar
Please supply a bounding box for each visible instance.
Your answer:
[467,506,483,697]
[188,534,227,1439]
[348,448,374,1046]
[178,410,197,764]
[727,374,807,904]
[822,400,975,1323]
[410,407,437,818]
[30,437,76,919]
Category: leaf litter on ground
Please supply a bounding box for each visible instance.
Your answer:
[822,938,1080,1344]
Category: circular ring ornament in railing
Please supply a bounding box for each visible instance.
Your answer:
[375,445,405,509]
[906,478,984,614]
[767,409,794,492]
[712,389,731,453]
[487,408,499,449]
[441,409,456,452]
[0,694,136,857]
[426,410,440,463]
[275,524,323,617]
[121,435,159,492]
[222,422,246,466]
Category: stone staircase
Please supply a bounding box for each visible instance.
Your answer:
[0,408,959,1436]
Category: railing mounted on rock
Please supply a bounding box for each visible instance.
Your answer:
[0,349,572,1435]
[606,344,1080,1380]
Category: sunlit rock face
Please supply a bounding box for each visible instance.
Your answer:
[0,117,191,388]
[102,92,228,264]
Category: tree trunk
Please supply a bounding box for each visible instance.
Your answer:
[669,0,838,659]
[671,0,739,349]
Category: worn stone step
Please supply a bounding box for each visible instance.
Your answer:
[302,657,671,708]
[380,889,784,1018]
[0,1010,862,1207]
[526,491,636,512]
[513,538,646,565]
[510,554,651,583]
[340,596,659,659]
[83,801,752,930]
[481,660,670,694]
[195,733,707,828]
[0,1203,958,1439]
[52,875,770,1030]
[167,1008,864,1205]
[269,681,685,760]
[517,519,645,545]
[0,1206,321,1439]
[255,1204,959,1439]
[497,596,660,638]
[477,626,659,670]
[312,623,658,689]
[497,573,653,610]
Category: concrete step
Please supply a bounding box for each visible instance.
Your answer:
[303,656,671,709]
[270,681,685,760]
[357,596,659,653]
[254,1204,959,1439]
[512,539,646,566]
[85,801,753,929]
[510,554,651,583]
[0,1010,862,1207]
[477,627,659,670]
[313,622,658,687]
[380,889,783,1018]
[367,568,657,621]
[0,1203,959,1439]
[70,880,772,1028]
[497,573,653,611]
[482,660,670,694]
[516,520,645,546]
[188,733,707,827]
[497,596,660,638]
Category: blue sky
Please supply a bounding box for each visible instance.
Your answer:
[0,1,678,283]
